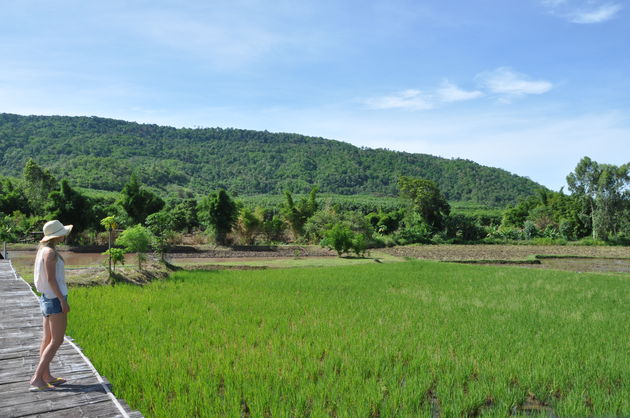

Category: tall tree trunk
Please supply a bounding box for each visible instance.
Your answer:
[108,230,112,275]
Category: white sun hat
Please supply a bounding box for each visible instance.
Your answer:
[41,220,73,242]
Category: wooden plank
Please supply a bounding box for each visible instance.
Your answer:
[0,376,111,407]
[19,400,127,418]
[3,391,112,417]
[0,372,98,395]
[0,261,143,418]
[20,401,122,418]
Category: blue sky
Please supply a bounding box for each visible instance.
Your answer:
[1,0,628,191]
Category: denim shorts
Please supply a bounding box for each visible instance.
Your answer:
[39,294,68,317]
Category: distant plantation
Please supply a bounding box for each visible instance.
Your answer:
[0,113,542,205]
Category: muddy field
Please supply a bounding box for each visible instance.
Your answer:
[167,245,336,258]
[379,244,630,261]
[7,244,630,282]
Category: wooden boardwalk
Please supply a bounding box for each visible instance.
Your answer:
[0,260,143,418]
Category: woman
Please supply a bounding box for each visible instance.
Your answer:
[29,220,73,392]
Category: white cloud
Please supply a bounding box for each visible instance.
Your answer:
[364,89,434,111]
[477,67,552,98]
[364,81,483,111]
[437,81,483,102]
[543,0,623,24]
[124,10,287,70]
[569,3,623,23]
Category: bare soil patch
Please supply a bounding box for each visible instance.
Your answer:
[379,244,630,261]
[167,245,336,258]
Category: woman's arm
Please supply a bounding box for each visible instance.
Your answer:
[43,248,70,313]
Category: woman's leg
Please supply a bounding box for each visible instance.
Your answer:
[39,316,54,382]
[30,312,67,387]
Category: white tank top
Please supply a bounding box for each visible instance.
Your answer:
[34,247,68,299]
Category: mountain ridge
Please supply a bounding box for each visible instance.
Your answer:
[0,113,543,206]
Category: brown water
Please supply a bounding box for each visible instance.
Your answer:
[6,251,300,267]
[8,250,135,266]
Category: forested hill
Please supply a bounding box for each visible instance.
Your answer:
[0,113,543,205]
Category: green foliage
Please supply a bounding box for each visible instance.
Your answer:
[45,180,91,236]
[120,174,165,225]
[0,177,29,215]
[394,212,433,245]
[351,233,368,257]
[166,199,199,233]
[0,212,44,242]
[115,224,153,269]
[234,207,262,245]
[258,210,286,243]
[443,214,487,242]
[100,216,118,233]
[450,202,503,226]
[0,113,543,205]
[304,206,373,245]
[145,211,176,261]
[281,187,318,239]
[0,215,17,243]
[101,215,119,275]
[198,189,238,245]
[501,196,539,228]
[365,210,404,235]
[102,248,125,272]
[320,223,355,256]
[398,176,450,231]
[22,159,58,215]
[567,156,630,241]
[240,194,406,215]
[522,220,539,240]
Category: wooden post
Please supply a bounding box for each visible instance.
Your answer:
[2,241,6,260]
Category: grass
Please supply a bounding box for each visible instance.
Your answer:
[66,261,630,417]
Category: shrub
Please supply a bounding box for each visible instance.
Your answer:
[146,211,176,262]
[116,224,153,269]
[559,220,575,240]
[522,221,539,240]
[261,215,286,243]
[395,213,432,245]
[102,248,125,272]
[486,225,521,241]
[444,214,487,242]
[320,223,354,257]
[234,207,262,245]
[571,237,607,246]
[351,233,368,257]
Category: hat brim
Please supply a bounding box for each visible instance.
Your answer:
[40,225,73,242]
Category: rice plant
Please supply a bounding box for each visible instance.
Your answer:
[67,261,630,416]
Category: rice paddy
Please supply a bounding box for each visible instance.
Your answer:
[66,261,630,416]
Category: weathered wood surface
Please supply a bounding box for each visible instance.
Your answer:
[0,261,143,418]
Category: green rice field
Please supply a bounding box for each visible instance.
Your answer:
[66,261,630,416]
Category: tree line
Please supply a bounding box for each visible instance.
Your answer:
[1,157,629,262]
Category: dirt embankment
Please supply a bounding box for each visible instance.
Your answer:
[379,244,630,261]
[166,245,337,258]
